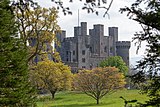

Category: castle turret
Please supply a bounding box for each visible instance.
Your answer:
[90,24,104,56]
[81,22,87,36]
[116,41,131,66]
[74,22,87,37]
[109,27,118,41]
[56,30,66,42]
[74,27,81,37]
[109,27,118,56]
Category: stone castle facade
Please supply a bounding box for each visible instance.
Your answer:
[55,22,131,73]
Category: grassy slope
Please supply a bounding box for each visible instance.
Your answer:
[37,89,148,107]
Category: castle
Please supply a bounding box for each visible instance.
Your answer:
[55,22,131,73]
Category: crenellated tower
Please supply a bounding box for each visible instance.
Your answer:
[108,27,118,56]
[116,41,131,66]
[55,22,131,72]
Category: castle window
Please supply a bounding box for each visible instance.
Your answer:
[90,47,92,53]
[82,66,86,69]
[66,51,69,55]
[110,47,113,53]
[82,50,85,55]
[104,46,107,52]
[66,58,69,62]
[82,58,85,63]
[73,50,75,55]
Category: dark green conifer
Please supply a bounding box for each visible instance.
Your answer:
[0,0,36,106]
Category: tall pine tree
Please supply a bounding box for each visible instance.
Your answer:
[0,0,36,106]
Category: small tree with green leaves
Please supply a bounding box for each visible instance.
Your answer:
[99,56,128,76]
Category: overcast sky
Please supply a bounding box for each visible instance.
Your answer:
[36,0,146,61]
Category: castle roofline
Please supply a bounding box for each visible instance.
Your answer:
[109,27,118,28]
[116,41,131,47]
[93,24,104,26]
[116,41,130,43]
[64,37,76,41]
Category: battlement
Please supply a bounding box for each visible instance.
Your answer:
[116,41,131,48]
[64,37,76,41]
[94,24,103,26]
[93,24,104,31]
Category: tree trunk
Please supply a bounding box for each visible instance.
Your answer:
[96,98,99,105]
[50,90,56,99]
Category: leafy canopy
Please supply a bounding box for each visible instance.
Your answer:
[99,56,128,76]
[13,2,61,62]
[73,67,125,104]
[30,60,72,99]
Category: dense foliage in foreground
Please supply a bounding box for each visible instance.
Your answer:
[120,0,160,106]
[0,0,36,106]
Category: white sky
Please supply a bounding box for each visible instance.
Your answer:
[36,0,146,60]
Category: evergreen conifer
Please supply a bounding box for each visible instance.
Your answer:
[0,0,36,106]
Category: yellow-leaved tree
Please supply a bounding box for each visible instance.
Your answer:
[30,60,72,99]
[73,67,125,104]
[14,4,61,62]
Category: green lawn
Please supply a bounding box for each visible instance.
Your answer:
[36,89,148,107]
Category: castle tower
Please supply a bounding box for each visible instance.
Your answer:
[56,30,66,42]
[76,22,90,70]
[55,31,66,60]
[90,24,104,56]
[81,22,87,36]
[109,27,118,56]
[74,26,81,37]
[109,27,118,41]
[74,22,87,37]
[116,41,131,66]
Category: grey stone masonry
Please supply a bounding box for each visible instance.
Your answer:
[55,22,131,73]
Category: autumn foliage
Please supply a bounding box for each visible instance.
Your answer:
[73,67,125,104]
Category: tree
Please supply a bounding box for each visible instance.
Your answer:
[12,2,61,62]
[73,67,125,104]
[52,51,62,62]
[0,0,36,106]
[99,56,128,76]
[30,60,72,99]
[120,0,160,106]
